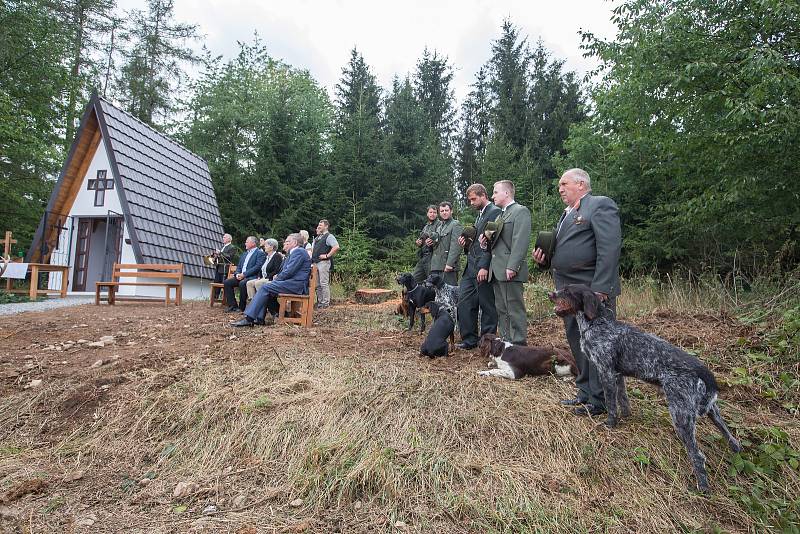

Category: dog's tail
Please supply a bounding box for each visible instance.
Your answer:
[696,365,720,415]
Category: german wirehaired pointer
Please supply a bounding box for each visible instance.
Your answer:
[396,272,433,332]
[419,302,455,358]
[549,284,742,493]
[477,333,577,379]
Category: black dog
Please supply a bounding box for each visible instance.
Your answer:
[549,284,742,493]
[419,302,455,358]
[477,333,577,379]
[396,272,434,332]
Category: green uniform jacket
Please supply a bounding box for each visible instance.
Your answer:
[417,220,441,258]
[430,218,463,272]
[489,202,532,282]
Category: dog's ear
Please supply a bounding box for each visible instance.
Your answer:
[581,289,600,320]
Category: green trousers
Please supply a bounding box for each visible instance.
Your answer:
[492,280,527,345]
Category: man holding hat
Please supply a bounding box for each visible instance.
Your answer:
[485,180,531,346]
[429,202,463,285]
[533,168,621,417]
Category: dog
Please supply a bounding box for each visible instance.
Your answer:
[396,273,424,332]
[424,273,459,324]
[419,302,456,358]
[477,333,577,379]
[549,284,742,493]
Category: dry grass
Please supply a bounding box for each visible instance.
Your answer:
[0,287,798,532]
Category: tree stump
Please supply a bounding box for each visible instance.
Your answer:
[353,288,396,304]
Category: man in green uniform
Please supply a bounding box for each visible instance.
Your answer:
[485,180,531,345]
[429,201,463,285]
[412,205,440,283]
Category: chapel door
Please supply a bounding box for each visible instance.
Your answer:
[72,218,92,291]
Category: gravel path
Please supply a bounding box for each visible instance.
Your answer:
[0,296,95,316]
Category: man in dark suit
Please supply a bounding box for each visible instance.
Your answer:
[485,180,531,346]
[223,236,266,313]
[456,183,501,349]
[533,168,622,417]
[212,233,238,299]
[231,233,312,326]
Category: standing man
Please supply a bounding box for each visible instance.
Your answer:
[429,202,463,285]
[412,205,440,283]
[456,184,501,349]
[232,233,312,326]
[311,219,339,309]
[485,180,531,346]
[533,168,621,417]
[223,236,265,313]
[212,233,238,299]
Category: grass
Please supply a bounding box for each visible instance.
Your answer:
[0,274,797,532]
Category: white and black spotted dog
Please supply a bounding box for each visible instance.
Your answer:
[477,333,577,379]
[549,284,742,493]
[424,273,459,324]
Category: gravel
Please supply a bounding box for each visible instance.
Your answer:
[0,296,96,316]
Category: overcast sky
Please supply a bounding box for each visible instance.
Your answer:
[119,0,620,104]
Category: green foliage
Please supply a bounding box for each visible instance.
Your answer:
[727,427,800,533]
[567,0,800,274]
[0,290,39,304]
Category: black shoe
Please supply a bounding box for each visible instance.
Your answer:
[455,342,477,350]
[559,398,586,406]
[224,306,239,313]
[573,404,606,417]
[230,318,254,327]
[254,319,266,326]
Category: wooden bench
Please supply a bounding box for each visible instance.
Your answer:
[209,264,237,307]
[276,265,318,328]
[95,263,183,306]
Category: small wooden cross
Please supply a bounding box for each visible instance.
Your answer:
[2,231,16,257]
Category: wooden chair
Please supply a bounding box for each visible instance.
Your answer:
[209,264,237,307]
[276,265,318,328]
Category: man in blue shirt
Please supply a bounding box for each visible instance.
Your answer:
[223,236,266,313]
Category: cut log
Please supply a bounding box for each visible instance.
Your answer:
[354,288,396,304]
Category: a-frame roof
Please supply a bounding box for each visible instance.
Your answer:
[28,94,224,279]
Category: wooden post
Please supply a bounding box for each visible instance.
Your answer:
[2,231,16,291]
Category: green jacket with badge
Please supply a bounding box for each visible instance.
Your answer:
[488,202,532,282]
[430,218,463,272]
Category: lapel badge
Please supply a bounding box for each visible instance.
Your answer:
[573,214,585,225]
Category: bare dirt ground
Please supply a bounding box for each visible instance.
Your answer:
[0,299,797,533]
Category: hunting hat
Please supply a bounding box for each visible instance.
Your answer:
[534,230,555,269]
[483,219,504,243]
[461,225,477,240]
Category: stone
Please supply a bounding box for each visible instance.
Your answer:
[26,379,43,388]
[289,498,303,508]
[394,521,407,529]
[99,336,115,344]
[173,481,199,499]
[90,360,104,369]
[202,504,217,515]
[75,513,97,527]
[77,339,89,344]
[232,495,247,509]
[87,341,104,348]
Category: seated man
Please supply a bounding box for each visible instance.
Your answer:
[246,238,284,300]
[223,236,266,312]
[231,233,311,326]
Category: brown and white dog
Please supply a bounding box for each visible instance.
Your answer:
[477,333,578,379]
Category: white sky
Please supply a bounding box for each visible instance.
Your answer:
[118,0,620,104]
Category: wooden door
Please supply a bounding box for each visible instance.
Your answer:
[72,219,92,291]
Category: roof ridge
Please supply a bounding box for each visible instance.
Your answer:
[95,95,206,165]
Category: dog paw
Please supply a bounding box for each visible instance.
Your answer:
[604,418,618,428]
[477,370,490,376]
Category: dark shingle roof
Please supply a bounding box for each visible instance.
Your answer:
[97,97,223,278]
